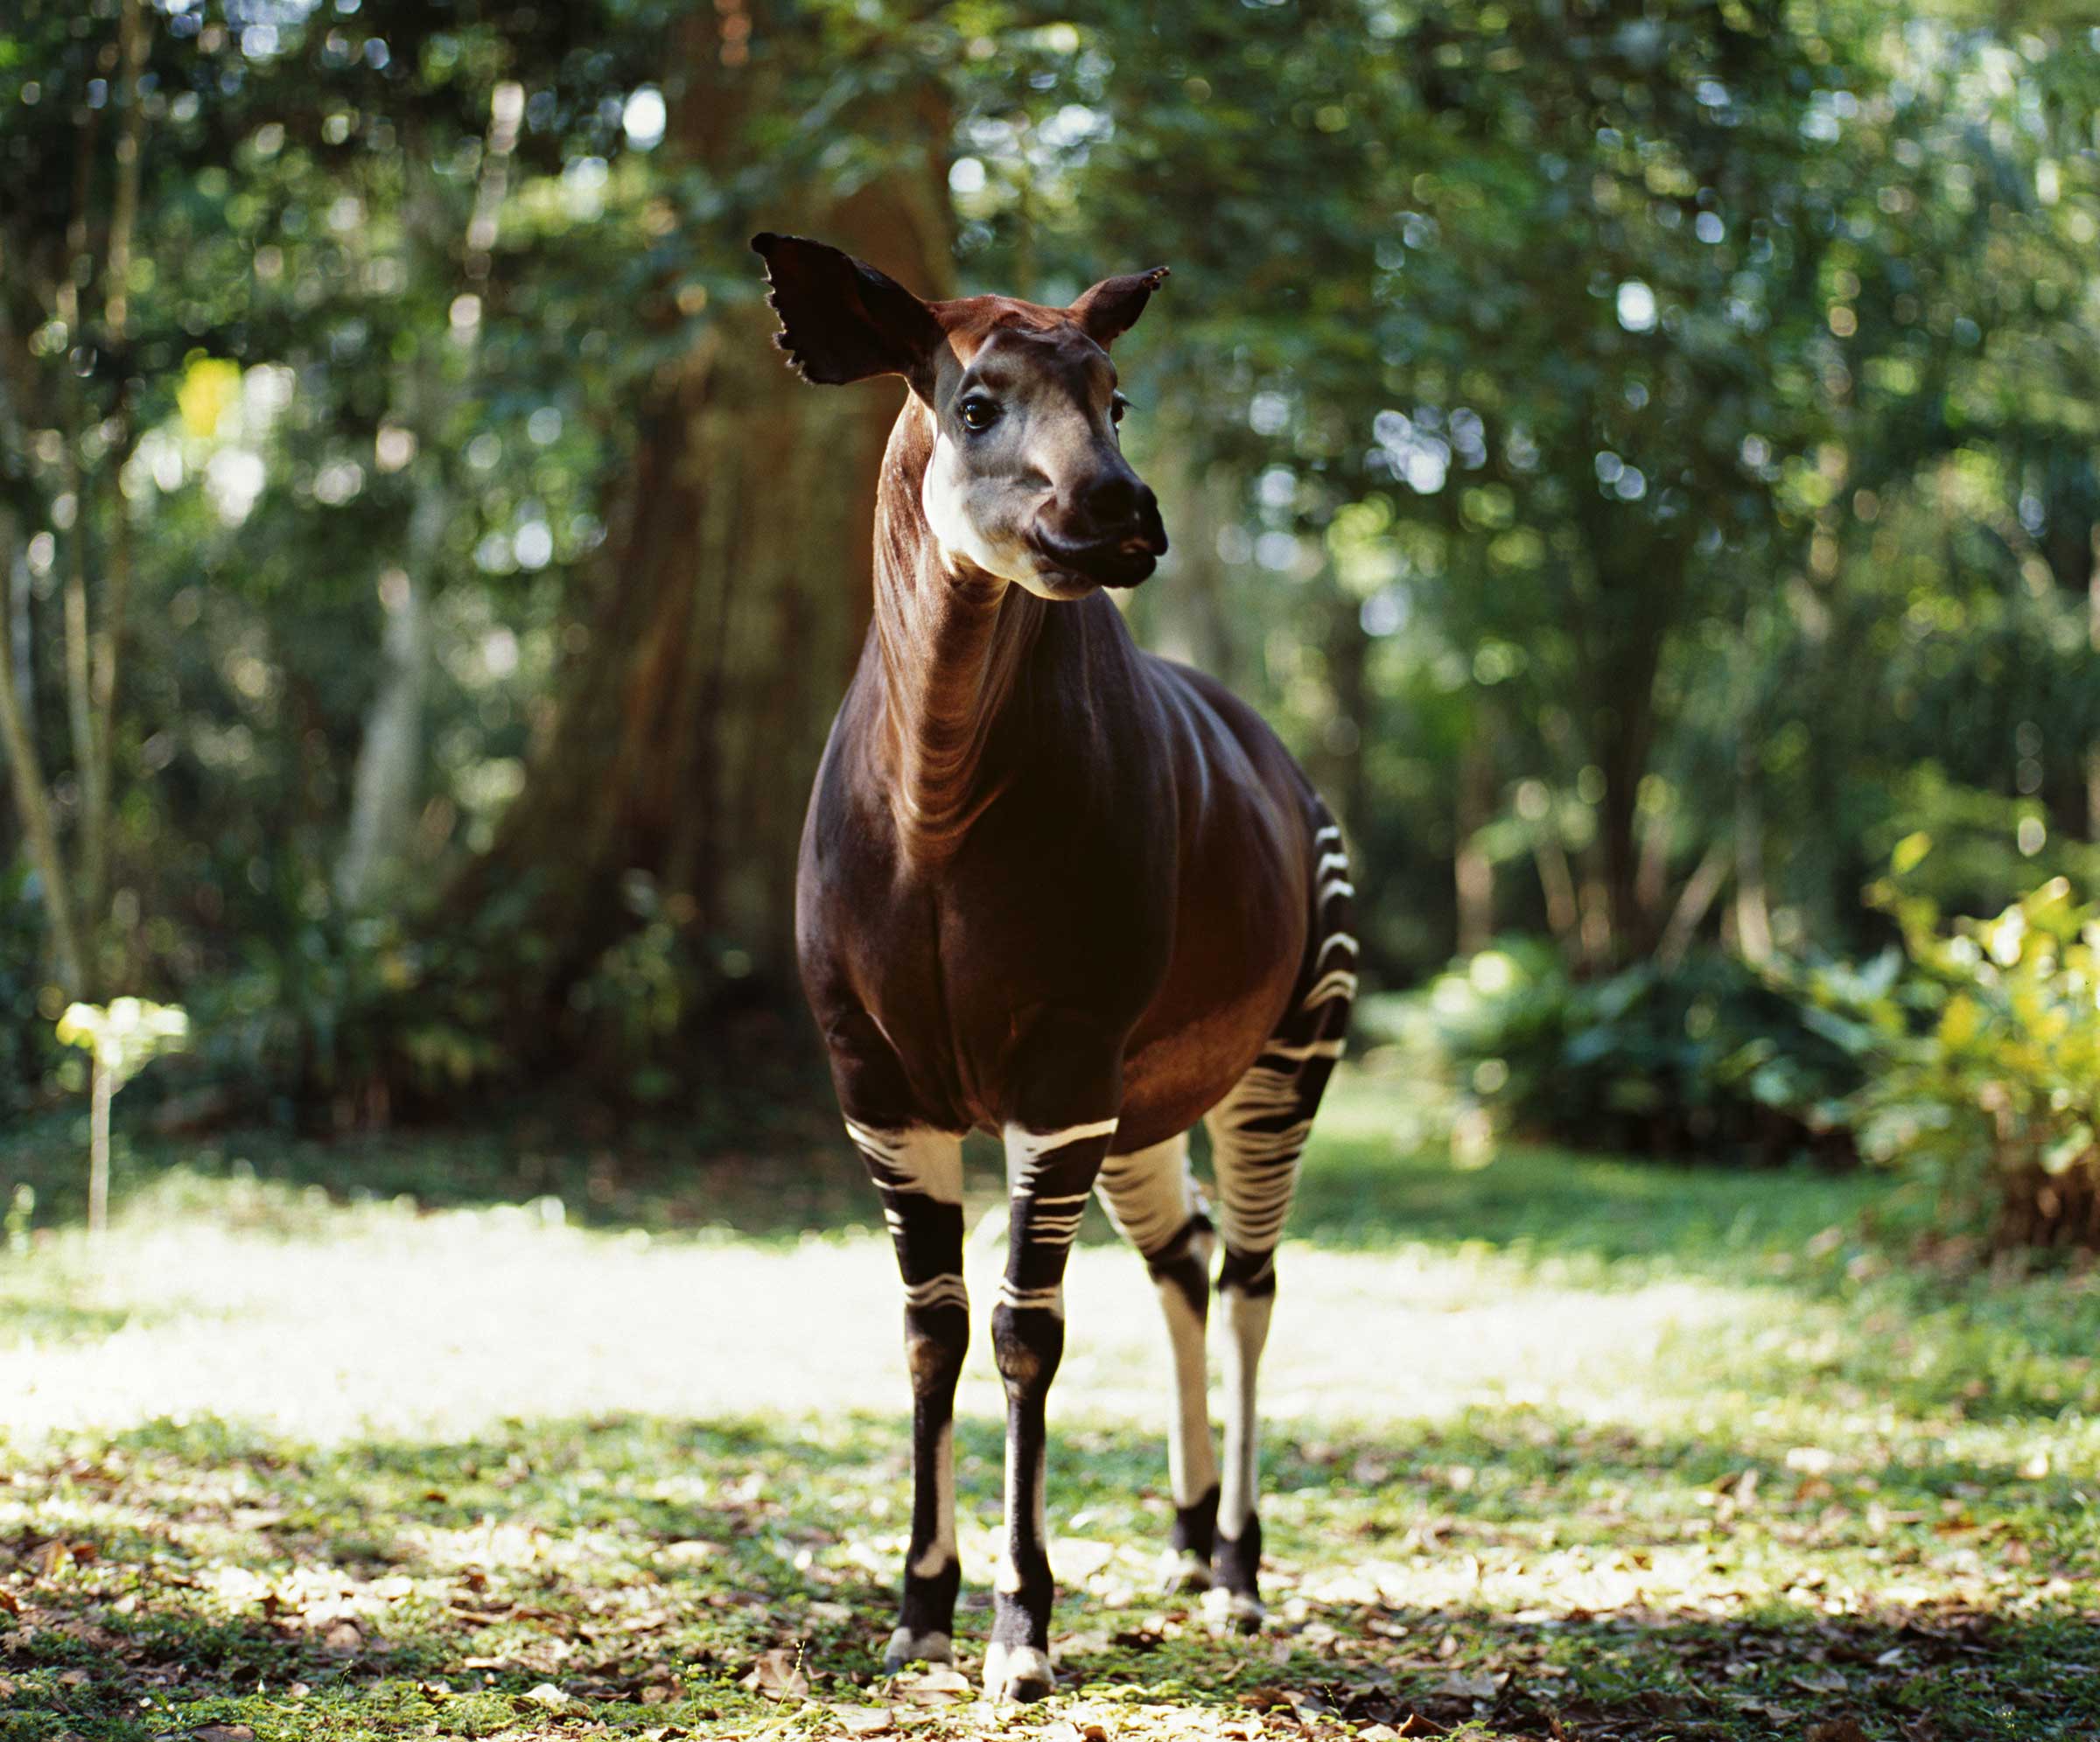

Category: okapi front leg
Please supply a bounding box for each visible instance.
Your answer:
[846,1119,970,1669]
[984,1114,1119,1702]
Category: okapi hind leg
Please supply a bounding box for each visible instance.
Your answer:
[844,1119,970,1669]
[1095,1133,1221,1591]
[1202,816,1356,1630]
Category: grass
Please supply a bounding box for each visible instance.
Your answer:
[1,1069,2097,1739]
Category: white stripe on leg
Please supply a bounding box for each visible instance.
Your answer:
[910,1417,957,1578]
[1217,1284,1273,1540]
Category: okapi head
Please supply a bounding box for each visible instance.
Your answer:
[752,232,1171,598]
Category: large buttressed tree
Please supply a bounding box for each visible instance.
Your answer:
[442,6,952,1069]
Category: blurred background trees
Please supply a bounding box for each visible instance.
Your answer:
[3,1,2097,1238]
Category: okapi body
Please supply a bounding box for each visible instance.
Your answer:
[754,234,1356,1702]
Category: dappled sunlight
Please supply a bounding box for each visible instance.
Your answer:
[4,1134,2096,1736]
[4,1194,1770,1448]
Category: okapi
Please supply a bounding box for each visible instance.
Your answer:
[753,233,1356,1703]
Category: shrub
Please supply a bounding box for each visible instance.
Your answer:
[1854,867,2100,1249]
[1421,939,1880,1165]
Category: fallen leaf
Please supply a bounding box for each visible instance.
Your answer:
[1738,1704,1796,1724]
[1791,1666,1848,1696]
[520,1683,571,1711]
[741,1648,810,1701]
[808,1600,854,1624]
[1807,1722,1868,1742]
[888,1666,972,1704]
[830,1705,894,1735]
[321,1619,363,1656]
[192,1727,255,1742]
[56,1669,89,1688]
[0,1589,18,1615]
[1431,1669,1505,1702]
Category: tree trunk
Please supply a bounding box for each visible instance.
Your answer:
[1319,577,1371,846]
[338,98,516,912]
[1138,450,1235,683]
[1453,724,1494,955]
[1733,739,1774,966]
[449,22,950,1042]
[1594,696,1655,962]
[87,1054,112,1240]
[1530,826,1580,954]
[2089,524,2099,841]
[82,0,149,922]
[0,510,85,997]
[335,559,429,909]
[1656,837,1731,972]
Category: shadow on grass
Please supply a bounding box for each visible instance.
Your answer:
[4,1410,2094,1740]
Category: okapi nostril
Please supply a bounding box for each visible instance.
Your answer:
[1082,471,1143,526]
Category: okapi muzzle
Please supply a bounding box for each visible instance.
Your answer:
[758,229,1356,1704]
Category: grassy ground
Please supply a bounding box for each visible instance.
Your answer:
[1,1070,2096,1740]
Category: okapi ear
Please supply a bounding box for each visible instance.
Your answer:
[750,232,943,386]
[1068,265,1170,347]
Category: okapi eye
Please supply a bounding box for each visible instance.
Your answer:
[958,395,999,433]
[1111,393,1130,424]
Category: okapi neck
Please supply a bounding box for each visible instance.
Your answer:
[869,406,1046,864]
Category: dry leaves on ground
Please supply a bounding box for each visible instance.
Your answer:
[740,1647,811,1701]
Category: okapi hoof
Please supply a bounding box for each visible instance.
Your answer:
[981,1640,1056,1703]
[883,1627,954,1672]
[1203,1586,1266,1634]
[1160,1548,1214,1595]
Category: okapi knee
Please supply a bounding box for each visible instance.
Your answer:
[906,1302,969,1397]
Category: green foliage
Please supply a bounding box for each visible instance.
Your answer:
[2,1,2099,1110]
[1422,941,1879,1164]
[1870,766,2100,923]
[1857,868,2100,1247]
